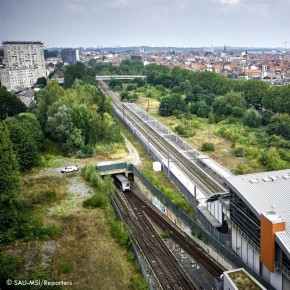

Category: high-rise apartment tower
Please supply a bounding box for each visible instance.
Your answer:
[0,41,46,90]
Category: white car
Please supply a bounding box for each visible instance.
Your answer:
[61,165,79,173]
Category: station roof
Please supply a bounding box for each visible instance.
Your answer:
[225,169,290,259]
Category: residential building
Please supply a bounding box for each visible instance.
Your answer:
[0,41,46,90]
[61,48,79,64]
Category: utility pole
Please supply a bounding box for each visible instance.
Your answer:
[208,125,211,143]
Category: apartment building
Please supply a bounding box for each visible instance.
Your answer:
[61,48,79,65]
[0,41,46,90]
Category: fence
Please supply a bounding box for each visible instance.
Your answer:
[115,107,275,290]
[96,162,128,172]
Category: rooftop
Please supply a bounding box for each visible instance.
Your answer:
[225,169,290,259]
[225,268,266,290]
[3,41,43,45]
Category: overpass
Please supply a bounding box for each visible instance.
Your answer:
[96,75,146,81]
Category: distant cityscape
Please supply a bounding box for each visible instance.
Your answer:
[1,41,290,92]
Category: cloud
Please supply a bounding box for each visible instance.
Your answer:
[62,2,88,14]
[217,0,240,5]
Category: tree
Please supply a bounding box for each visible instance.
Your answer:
[0,123,20,242]
[63,128,84,156]
[32,80,65,129]
[35,76,47,88]
[5,118,39,171]
[213,91,246,121]
[243,108,262,128]
[243,80,269,106]
[0,87,26,120]
[268,114,290,140]
[64,61,96,88]
[46,105,74,143]
[16,113,44,150]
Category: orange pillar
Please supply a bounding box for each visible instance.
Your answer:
[260,211,285,272]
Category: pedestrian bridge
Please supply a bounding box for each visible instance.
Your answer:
[97,162,132,176]
[96,75,146,81]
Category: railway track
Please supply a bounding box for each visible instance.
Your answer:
[99,80,226,196]
[124,188,224,279]
[113,188,198,290]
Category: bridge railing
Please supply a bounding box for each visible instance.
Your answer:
[97,162,129,172]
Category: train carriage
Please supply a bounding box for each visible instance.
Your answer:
[114,174,130,191]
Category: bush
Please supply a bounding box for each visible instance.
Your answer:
[0,250,21,285]
[243,108,262,128]
[83,193,108,209]
[58,261,73,274]
[76,145,96,158]
[201,142,215,152]
[260,147,288,170]
[234,163,249,175]
[175,125,195,137]
[161,229,171,239]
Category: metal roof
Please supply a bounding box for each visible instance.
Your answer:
[225,169,290,258]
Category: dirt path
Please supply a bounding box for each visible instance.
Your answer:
[8,137,140,285]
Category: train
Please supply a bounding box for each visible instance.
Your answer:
[114,174,130,191]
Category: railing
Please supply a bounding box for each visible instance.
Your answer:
[96,162,129,172]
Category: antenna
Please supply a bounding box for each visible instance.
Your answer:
[282,41,290,49]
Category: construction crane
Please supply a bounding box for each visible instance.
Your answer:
[282,41,290,49]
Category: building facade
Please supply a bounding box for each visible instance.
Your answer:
[61,48,79,64]
[225,170,290,290]
[0,41,46,90]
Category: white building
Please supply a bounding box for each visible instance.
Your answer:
[0,41,46,90]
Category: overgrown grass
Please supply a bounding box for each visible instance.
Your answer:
[17,176,66,242]
[141,168,195,219]
[81,164,147,289]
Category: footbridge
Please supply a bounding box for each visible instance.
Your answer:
[97,162,132,176]
[96,75,146,81]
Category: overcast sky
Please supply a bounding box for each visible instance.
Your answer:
[1,0,290,48]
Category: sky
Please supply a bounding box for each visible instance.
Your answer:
[1,0,290,49]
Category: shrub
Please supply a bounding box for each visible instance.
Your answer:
[0,250,21,283]
[175,125,195,137]
[76,145,96,158]
[161,229,171,239]
[260,148,288,170]
[83,194,108,209]
[201,142,215,152]
[234,163,249,175]
[243,108,262,128]
[58,261,73,274]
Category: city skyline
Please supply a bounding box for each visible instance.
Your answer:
[1,0,290,49]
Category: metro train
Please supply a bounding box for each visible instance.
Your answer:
[114,174,130,191]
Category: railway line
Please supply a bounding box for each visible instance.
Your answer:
[113,187,198,290]
[124,188,224,277]
[99,80,227,197]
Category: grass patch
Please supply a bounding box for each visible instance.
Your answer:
[52,209,146,290]
[21,176,68,206]
[95,142,128,159]
[141,168,195,219]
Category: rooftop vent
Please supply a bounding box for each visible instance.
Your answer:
[269,176,279,181]
[262,177,272,182]
[282,175,290,180]
[249,179,259,184]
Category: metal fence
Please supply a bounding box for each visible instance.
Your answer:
[115,107,275,290]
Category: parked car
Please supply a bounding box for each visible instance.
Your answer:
[61,165,79,173]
